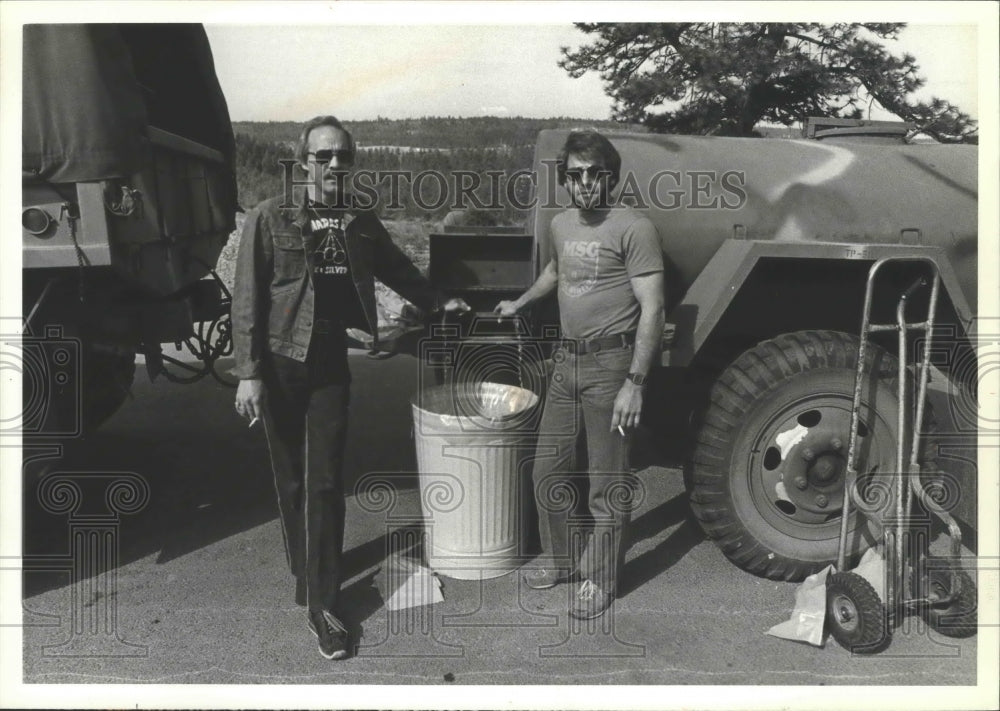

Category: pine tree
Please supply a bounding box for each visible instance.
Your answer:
[560,23,976,142]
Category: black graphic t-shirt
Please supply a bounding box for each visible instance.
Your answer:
[307,206,366,329]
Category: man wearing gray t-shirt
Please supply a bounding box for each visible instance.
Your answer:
[495,130,664,619]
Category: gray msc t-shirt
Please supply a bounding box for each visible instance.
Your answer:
[549,205,663,340]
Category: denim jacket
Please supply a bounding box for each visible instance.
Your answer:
[231,196,438,380]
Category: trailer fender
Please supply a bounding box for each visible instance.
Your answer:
[664,239,974,368]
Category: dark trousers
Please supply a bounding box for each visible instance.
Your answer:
[531,344,634,594]
[261,332,350,613]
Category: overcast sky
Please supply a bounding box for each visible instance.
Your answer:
[204,23,980,123]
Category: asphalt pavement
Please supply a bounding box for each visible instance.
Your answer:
[14,351,988,705]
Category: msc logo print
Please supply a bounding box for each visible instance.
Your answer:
[561,240,601,297]
[563,241,600,259]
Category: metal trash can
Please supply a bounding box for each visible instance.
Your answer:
[412,381,540,580]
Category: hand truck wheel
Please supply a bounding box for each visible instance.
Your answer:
[826,571,890,654]
[920,564,977,638]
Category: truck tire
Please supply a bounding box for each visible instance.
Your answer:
[22,277,136,434]
[82,348,136,430]
[691,330,908,581]
[37,346,135,435]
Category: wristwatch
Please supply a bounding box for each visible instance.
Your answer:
[627,372,648,387]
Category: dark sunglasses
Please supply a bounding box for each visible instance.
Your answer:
[564,165,609,183]
[309,148,355,164]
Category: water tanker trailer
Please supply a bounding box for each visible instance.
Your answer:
[431,122,978,582]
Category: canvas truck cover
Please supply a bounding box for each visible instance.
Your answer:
[23,23,236,201]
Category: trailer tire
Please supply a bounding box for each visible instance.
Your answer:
[691,330,908,581]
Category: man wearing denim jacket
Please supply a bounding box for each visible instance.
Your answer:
[495,130,664,620]
[232,115,467,659]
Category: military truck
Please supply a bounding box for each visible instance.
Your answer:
[20,24,237,435]
[429,122,978,581]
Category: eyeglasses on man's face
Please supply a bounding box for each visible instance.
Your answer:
[308,149,355,165]
[564,164,610,184]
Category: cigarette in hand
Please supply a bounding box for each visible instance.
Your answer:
[248,417,260,429]
[617,425,626,436]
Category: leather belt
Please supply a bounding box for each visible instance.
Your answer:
[563,331,636,355]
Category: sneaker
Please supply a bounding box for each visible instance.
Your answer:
[307,610,349,660]
[569,579,614,620]
[523,567,569,590]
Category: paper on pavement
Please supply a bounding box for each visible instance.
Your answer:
[766,547,887,646]
[376,551,444,611]
[767,564,834,646]
[851,546,887,600]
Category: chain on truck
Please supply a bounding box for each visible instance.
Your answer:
[424,121,978,588]
[21,24,238,437]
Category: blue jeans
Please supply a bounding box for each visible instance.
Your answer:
[261,331,351,613]
[531,343,634,594]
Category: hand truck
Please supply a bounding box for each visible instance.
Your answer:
[825,256,977,653]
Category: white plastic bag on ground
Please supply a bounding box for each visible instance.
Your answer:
[767,565,833,646]
[375,550,444,612]
[851,546,887,600]
[767,547,886,646]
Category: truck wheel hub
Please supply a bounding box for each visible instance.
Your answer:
[809,454,842,484]
[778,426,849,514]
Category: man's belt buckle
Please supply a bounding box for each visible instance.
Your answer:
[578,332,633,355]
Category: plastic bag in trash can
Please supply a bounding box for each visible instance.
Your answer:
[414,382,539,425]
[474,381,538,420]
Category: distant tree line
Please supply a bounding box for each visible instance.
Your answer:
[234,133,289,208]
[233,116,625,150]
[234,116,627,222]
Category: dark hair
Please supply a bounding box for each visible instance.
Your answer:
[295,115,356,166]
[556,130,621,190]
